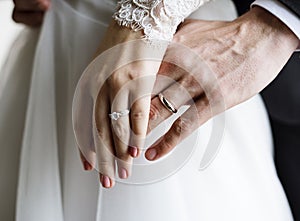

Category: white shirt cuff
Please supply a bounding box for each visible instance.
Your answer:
[252,0,300,50]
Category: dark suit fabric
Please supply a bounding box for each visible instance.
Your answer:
[279,0,300,17]
[233,0,300,17]
[262,52,300,221]
[232,0,300,220]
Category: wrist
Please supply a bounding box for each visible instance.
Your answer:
[112,0,211,41]
[95,19,144,53]
[112,0,178,42]
[238,6,299,51]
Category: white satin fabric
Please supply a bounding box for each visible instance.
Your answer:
[0,0,294,220]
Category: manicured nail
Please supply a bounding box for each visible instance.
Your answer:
[146,148,157,160]
[102,176,111,188]
[84,161,92,171]
[128,146,138,158]
[119,168,128,179]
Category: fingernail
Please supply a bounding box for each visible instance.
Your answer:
[84,161,92,171]
[128,146,138,158]
[146,148,157,160]
[102,176,111,188]
[119,168,128,179]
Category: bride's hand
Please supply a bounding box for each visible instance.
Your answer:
[145,7,299,161]
[12,0,50,26]
[77,21,166,188]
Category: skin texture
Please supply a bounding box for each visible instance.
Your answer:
[11,1,299,188]
[10,0,166,188]
[76,21,167,188]
[145,7,299,161]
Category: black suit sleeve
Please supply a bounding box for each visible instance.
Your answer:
[233,0,300,18]
[278,0,300,17]
[232,0,252,15]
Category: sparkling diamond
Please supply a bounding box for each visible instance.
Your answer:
[110,112,120,120]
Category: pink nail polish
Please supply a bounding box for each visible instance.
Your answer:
[84,161,92,171]
[146,148,157,160]
[119,168,128,179]
[103,176,111,188]
[128,146,138,157]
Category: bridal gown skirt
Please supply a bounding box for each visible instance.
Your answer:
[0,0,294,220]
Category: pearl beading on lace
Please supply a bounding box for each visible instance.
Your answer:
[113,0,210,42]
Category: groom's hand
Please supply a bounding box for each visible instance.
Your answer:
[145,7,299,161]
[12,0,51,26]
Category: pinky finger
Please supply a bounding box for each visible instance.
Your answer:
[79,149,96,171]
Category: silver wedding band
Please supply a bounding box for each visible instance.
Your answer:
[158,93,177,114]
[109,110,130,120]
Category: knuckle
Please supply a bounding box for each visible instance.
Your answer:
[116,153,131,162]
[112,121,128,139]
[180,74,194,87]
[173,117,193,136]
[96,126,106,138]
[197,95,210,109]
[127,69,142,81]
[131,109,147,120]
[149,102,161,120]
[99,161,111,168]
[109,72,125,88]
[109,69,142,87]
[180,75,201,96]
[159,137,174,153]
[98,162,114,174]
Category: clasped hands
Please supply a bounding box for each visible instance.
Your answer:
[13,0,298,188]
[75,7,298,189]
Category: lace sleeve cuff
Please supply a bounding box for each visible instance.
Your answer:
[113,0,210,41]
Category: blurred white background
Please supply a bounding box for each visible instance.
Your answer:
[0,0,24,70]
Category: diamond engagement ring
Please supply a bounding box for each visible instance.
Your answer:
[109,110,130,120]
[158,93,177,114]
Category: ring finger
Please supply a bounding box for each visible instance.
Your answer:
[148,76,202,132]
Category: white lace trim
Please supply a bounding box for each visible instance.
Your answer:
[113,0,210,41]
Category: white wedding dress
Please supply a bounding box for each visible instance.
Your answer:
[0,0,294,220]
